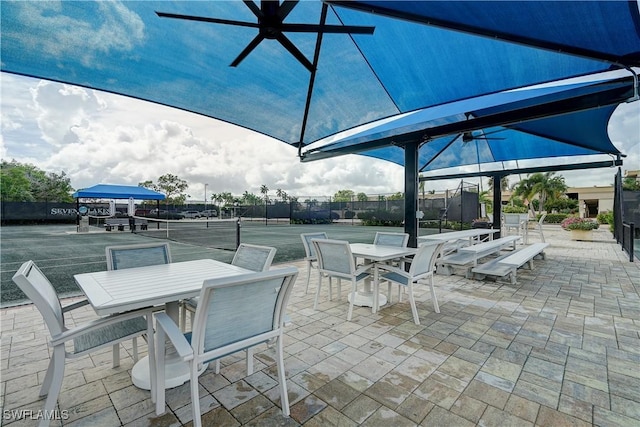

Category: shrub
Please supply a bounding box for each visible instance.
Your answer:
[544,213,569,224]
[344,210,355,219]
[561,217,599,231]
[597,211,613,225]
[502,205,528,213]
[357,210,404,226]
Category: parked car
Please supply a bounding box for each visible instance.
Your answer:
[201,209,218,217]
[144,209,185,220]
[181,210,202,219]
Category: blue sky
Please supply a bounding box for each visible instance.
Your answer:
[1,73,638,201]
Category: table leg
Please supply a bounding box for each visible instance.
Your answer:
[347,261,387,310]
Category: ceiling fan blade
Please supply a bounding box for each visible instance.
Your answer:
[156,11,260,29]
[230,34,265,67]
[278,1,299,19]
[260,0,279,16]
[281,23,375,34]
[276,33,314,71]
[243,0,263,18]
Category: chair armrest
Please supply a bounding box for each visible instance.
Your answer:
[51,307,153,346]
[354,263,373,276]
[62,299,90,313]
[155,312,193,361]
[377,264,409,277]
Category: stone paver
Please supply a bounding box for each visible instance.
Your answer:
[1,226,638,426]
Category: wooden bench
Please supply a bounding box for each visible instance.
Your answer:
[437,235,521,277]
[472,242,550,284]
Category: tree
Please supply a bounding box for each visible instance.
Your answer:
[1,163,33,201]
[512,172,567,215]
[276,188,288,202]
[139,173,188,206]
[488,176,509,193]
[260,184,269,223]
[242,191,261,205]
[356,192,368,202]
[333,189,354,202]
[1,160,74,202]
[622,177,640,191]
[387,192,404,201]
[260,185,269,202]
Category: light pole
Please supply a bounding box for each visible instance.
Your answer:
[204,183,208,215]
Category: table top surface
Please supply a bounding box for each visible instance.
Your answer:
[349,243,417,261]
[458,235,521,254]
[74,259,250,316]
[418,228,499,242]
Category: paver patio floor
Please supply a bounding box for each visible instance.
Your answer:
[2,226,638,426]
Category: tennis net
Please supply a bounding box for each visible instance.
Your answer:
[132,216,240,251]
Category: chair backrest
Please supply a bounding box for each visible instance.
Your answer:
[231,243,277,272]
[105,242,171,270]
[503,213,522,226]
[373,232,409,247]
[300,232,328,260]
[312,239,356,276]
[409,241,446,279]
[12,260,65,337]
[191,267,298,360]
[538,213,548,226]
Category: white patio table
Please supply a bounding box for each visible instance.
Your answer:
[349,243,417,312]
[74,259,250,390]
[418,228,499,245]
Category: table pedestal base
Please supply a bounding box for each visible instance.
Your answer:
[132,355,208,390]
[348,292,387,308]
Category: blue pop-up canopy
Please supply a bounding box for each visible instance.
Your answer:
[3,1,639,243]
[73,184,165,201]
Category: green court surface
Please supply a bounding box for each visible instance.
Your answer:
[1,222,437,306]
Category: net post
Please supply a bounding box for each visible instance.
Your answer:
[236,218,241,249]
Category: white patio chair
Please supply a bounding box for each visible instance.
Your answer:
[379,241,446,325]
[503,213,526,240]
[154,267,298,425]
[527,213,547,243]
[105,241,171,271]
[300,232,328,294]
[373,231,409,247]
[105,242,170,365]
[180,243,276,375]
[312,239,372,321]
[12,260,154,427]
[373,231,410,300]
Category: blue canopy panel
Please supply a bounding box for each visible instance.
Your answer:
[300,69,634,171]
[0,0,625,150]
[73,184,166,200]
[332,1,640,66]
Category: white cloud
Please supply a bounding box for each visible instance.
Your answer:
[1,74,638,201]
[1,74,405,199]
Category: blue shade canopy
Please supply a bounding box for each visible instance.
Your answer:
[1,0,638,160]
[332,1,640,66]
[302,68,636,171]
[73,185,166,200]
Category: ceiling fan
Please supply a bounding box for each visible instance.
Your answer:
[156,1,375,72]
[461,130,505,143]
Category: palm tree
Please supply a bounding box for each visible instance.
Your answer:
[513,172,567,215]
[530,172,567,213]
[260,185,269,224]
[488,176,509,193]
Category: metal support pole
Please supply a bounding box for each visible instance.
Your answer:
[492,173,503,237]
[404,142,419,248]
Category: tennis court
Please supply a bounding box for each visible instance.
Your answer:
[1,222,433,307]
